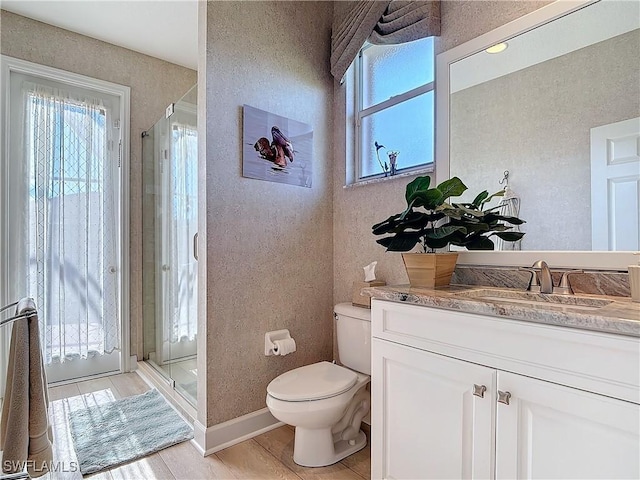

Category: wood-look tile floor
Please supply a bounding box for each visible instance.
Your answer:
[42,373,371,480]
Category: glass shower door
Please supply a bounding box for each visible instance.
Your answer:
[142,84,197,405]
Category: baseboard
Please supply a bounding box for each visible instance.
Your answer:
[192,408,283,456]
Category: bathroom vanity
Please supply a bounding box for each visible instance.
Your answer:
[368,286,640,479]
[368,0,640,474]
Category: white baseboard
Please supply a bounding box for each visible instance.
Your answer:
[192,408,283,456]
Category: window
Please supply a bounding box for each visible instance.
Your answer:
[354,37,435,182]
[27,92,107,198]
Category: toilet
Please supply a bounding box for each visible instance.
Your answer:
[266,303,371,467]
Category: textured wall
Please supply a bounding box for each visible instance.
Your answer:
[0,10,197,359]
[451,30,640,251]
[201,1,334,426]
[332,1,554,305]
[438,0,553,53]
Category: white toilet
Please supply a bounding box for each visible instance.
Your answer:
[266,303,371,467]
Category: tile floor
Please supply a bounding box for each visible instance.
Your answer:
[40,373,371,479]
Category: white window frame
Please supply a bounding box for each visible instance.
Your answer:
[352,41,436,184]
[0,56,132,391]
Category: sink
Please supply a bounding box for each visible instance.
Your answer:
[453,288,613,311]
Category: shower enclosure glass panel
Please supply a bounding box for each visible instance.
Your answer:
[142,84,197,405]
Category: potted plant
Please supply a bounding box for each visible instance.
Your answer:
[372,176,525,287]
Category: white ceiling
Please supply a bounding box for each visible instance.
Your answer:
[0,0,199,70]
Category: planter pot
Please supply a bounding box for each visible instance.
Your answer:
[401,252,459,288]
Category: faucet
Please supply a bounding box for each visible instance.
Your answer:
[535,260,554,294]
[520,260,553,294]
[520,261,583,295]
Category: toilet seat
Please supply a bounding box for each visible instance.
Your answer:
[267,361,357,402]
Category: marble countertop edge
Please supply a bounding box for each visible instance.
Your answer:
[363,285,640,338]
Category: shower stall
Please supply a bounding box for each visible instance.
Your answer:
[141,84,198,406]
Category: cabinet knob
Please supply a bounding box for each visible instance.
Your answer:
[472,384,487,398]
[497,390,512,405]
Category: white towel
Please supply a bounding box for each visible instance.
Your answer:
[0,298,53,478]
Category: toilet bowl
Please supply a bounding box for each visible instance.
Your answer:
[266,361,370,467]
[266,303,372,467]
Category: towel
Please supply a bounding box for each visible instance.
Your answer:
[0,298,53,478]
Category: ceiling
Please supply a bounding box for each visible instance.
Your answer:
[0,0,199,70]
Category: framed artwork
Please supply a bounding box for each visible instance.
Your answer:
[242,105,313,188]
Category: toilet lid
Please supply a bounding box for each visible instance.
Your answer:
[267,361,357,402]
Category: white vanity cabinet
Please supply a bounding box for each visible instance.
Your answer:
[372,338,496,479]
[495,371,639,480]
[371,299,640,480]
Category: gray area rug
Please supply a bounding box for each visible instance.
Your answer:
[68,389,193,474]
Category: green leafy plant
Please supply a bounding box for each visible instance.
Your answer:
[372,176,525,252]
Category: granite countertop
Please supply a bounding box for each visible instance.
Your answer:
[364,285,640,337]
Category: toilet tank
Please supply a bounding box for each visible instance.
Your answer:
[334,302,371,375]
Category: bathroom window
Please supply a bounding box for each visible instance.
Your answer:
[353,37,435,183]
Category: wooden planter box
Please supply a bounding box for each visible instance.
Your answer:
[401,252,459,288]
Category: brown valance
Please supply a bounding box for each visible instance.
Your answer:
[331,1,441,81]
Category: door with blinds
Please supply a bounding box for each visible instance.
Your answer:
[2,57,129,383]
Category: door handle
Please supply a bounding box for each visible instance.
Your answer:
[193,232,198,261]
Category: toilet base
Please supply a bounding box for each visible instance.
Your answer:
[293,428,367,468]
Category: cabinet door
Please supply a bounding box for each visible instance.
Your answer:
[496,371,640,479]
[372,338,496,480]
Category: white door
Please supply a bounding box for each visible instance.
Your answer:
[371,338,495,480]
[495,371,640,480]
[591,117,640,250]
[2,58,128,383]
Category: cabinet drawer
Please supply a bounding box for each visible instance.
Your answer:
[371,299,640,404]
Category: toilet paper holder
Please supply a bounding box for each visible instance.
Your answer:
[265,329,294,356]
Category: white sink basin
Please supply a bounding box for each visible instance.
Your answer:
[454,288,613,311]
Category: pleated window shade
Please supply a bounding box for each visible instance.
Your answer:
[331,0,441,81]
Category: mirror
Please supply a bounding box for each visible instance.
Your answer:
[444,0,640,251]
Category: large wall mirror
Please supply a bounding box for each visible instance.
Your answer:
[436,0,639,260]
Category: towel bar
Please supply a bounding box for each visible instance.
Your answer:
[0,310,37,328]
[0,300,37,328]
[0,301,19,314]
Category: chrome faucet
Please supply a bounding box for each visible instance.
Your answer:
[535,260,554,294]
[520,261,583,295]
[520,260,553,294]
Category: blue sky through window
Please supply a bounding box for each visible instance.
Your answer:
[28,94,106,199]
[359,37,435,178]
